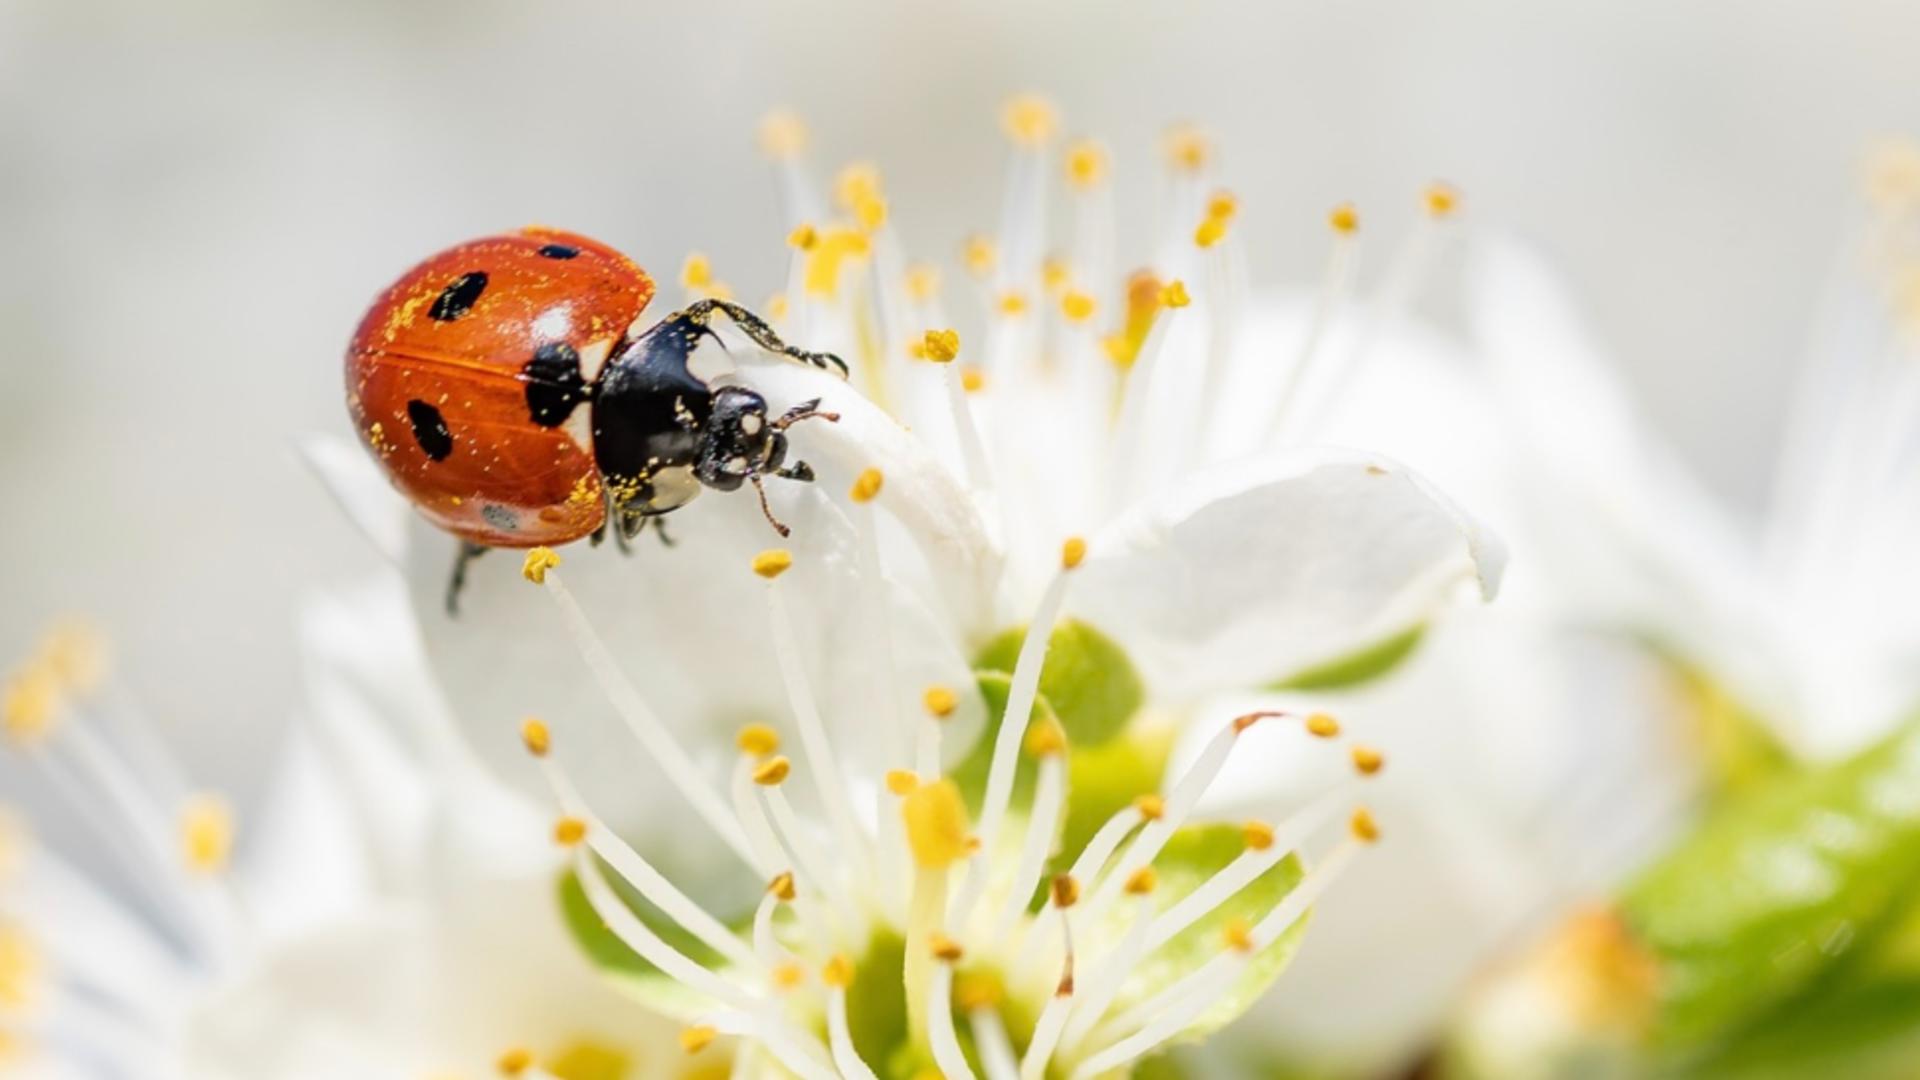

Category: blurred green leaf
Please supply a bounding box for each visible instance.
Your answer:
[1269,624,1427,691]
[1623,716,1920,1054]
[1663,655,1796,802]
[975,619,1145,747]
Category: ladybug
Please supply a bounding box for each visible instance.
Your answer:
[344,226,844,611]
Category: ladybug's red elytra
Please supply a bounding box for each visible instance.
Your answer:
[344,227,844,612]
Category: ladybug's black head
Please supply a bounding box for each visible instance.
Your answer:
[695,386,786,492]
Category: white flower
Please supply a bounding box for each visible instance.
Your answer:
[318,97,1507,1077]
[0,582,700,1079]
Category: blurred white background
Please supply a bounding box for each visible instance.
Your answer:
[3,0,1917,800]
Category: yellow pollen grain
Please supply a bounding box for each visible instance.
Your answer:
[765,291,790,322]
[1424,182,1461,218]
[753,756,792,786]
[923,685,958,719]
[680,252,713,290]
[497,1047,534,1076]
[787,223,819,251]
[680,1025,718,1054]
[1124,867,1158,896]
[886,769,920,796]
[737,723,780,758]
[834,163,883,212]
[758,109,808,160]
[1002,93,1059,146]
[1305,712,1341,738]
[768,871,797,901]
[1243,820,1276,851]
[521,547,560,584]
[955,971,1005,1011]
[1163,124,1212,172]
[928,932,965,963]
[963,235,998,277]
[1194,217,1227,249]
[1042,257,1071,294]
[0,923,40,1009]
[520,717,551,757]
[1351,807,1381,843]
[997,291,1030,317]
[1065,139,1109,189]
[922,328,960,363]
[1061,290,1097,322]
[902,779,970,869]
[554,816,588,847]
[1207,190,1239,222]
[1351,745,1385,775]
[1160,280,1191,308]
[1051,874,1081,909]
[1061,536,1088,570]
[822,953,855,989]
[846,471,882,512]
[802,226,871,299]
[1223,918,1256,954]
[1329,202,1360,234]
[1134,793,1165,821]
[752,548,793,579]
[772,962,805,990]
[179,794,233,876]
[2,668,58,745]
[1024,715,1067,758]
[960,369,987,393]
[904,263,941,302]
[854,195,888,233]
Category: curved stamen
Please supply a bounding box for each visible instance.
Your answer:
[823,955,881,1080]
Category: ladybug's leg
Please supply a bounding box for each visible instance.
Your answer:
[648,516,677,548]
[684,299,849,376]
[774,461,815,483]
[445,541,489,616]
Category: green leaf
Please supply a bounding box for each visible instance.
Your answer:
[975,619,1145,747]
[1662,655,1795,802]
[1622,717,1920,1053]
[1058,725,1175,866]
[1112,823,1309,1045]
[1269,624,1426,692]
[1677,974,1920,1079]
[556,866,726,1020]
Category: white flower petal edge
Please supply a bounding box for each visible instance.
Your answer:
[1071,449,1506,697]
[299,434,411,568]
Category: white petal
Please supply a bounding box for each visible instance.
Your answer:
[1069,448,1503,697]
[298,434,410,566]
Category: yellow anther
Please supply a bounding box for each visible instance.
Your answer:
[1024,714,1068,758]
[1350,807,1381,843]
[928,932,965,962]
[1001,93,1059,147]
[922,328,961,363]
[39,620,106,693]
[497,1047,534,1076]
[0,923,40,1009]
[1866,137,1920,212]
[843,468,884,505]
[1061,290,1097,322]
[959,370,987,396]
[923,685,959,719]
[1194,217,1227,249]
[1223,917,1256,954]
[787,223,819,250]
[1051,874,1081,909]
[2,668,58,745]
[1124,867,1158,896]
[1329,202,1360,234]
[955,971,1006,1011]
[520,718,551,757]
[1424,182,1460,218]
[764,293,788,325]
[680,252,713,290]
[1207,191,1239,222]
[767,871,798,902]
[886,769,920,796]
[758,109,808,160]
[753,756,792,786]
[752,548,794,579]
[1133,793,1165,821]
[554,816,588,847]
[1233,710,1279,733]
[679,1025,717,1054]
[1351,745,1385,775]
[997,291,1030,317]
[179,794,233,876]
[834,163,884,212]
[1103,335,1132,368]
[1305,712,1341,738]
[1160,280,1191,308]
[1065,139,1109,189]
[902,779,970,869]
[737,723,780,758]
[963,234,998,278]
[521,547,561,584]
[822,953,855,989]
[904,263,941,302]
[1042,256,1072,294]
[1061,536,1088,570]
[1243,820,1276,851]
[772,962,805,990]
[854,194,888,233]
[1163,124,1212,173]
[802,226,871,299]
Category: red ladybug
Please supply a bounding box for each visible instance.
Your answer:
[345,226,842,610]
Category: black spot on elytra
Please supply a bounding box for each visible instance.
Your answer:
[536,243,581,260]
[429,271,488,321]
[406,399,454,461]
[523,342,587,427]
